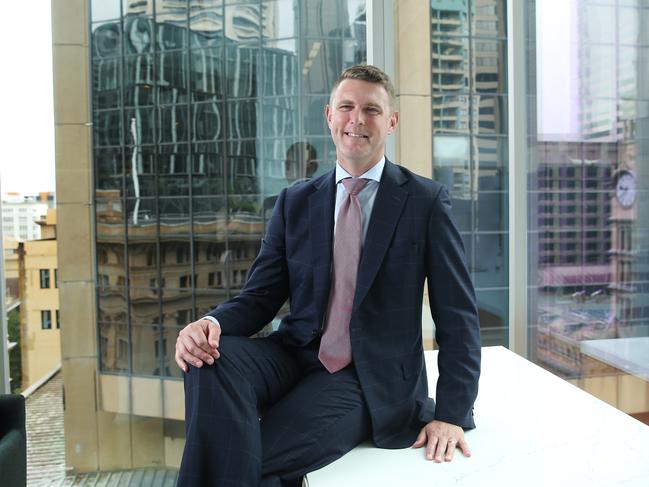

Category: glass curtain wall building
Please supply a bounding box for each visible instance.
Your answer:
[91,0,509,384]
[430,0,509,346]
[50,0,648,476]
[91,0,366,380]
[528,0,649,422]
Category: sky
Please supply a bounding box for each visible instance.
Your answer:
[0,1,55,196]
[0,0,577,196]
[537,0,578,140]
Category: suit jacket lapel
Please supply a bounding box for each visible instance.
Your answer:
[353,160,408,310]
[309,171,337,321]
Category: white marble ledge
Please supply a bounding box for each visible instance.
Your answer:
[581,337,649,382]
[305,346,649,487]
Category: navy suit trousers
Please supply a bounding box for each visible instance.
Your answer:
[177,335,372,487]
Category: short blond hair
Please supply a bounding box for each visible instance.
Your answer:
[329,64,396,110]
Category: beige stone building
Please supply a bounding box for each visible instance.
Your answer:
[18,209,60,389]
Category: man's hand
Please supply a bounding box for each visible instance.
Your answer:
[175,319,221,373]
[411,420,471,463]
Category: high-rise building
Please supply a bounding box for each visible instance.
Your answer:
[529,0,649,420]
[2,194,49,241]
[431,0,508,345]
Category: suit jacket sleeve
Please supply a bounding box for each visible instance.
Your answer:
[426,185,481,429]
[207,189,290,336]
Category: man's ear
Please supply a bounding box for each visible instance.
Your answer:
[387,111,400,135]
[325,104,333,130]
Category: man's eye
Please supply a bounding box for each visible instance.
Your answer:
[367,107,381,114]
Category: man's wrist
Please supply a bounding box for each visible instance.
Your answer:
[201,316,220,327]
[433,414,472,429]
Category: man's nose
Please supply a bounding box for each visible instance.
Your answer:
[349,108,366,125]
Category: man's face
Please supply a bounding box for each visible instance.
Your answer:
[284,147,316,182]
[325,79,399,176]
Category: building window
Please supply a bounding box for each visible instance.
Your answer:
[56,310,60,329]
[150,277,165,293]
[40,269,51,288]
[41,310,52,330]
[54,269,58,288]
[146,248,155,266]
[176,245,190,263]
[177,309,191,326]
[206,244,218,261]
[118,339,128,360]
[179,275,190,288]
[155,337,167,359]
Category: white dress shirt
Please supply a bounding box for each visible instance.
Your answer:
[334,157,384,242]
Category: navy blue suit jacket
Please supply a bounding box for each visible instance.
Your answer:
[209,159,481,448]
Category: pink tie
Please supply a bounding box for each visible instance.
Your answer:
[319,178,369,373]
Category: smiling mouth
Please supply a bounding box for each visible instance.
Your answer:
[345,132,368,139]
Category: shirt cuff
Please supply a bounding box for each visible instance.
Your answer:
[201,316,220,327]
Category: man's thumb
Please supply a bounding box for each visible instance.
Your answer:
[207,322,220,347]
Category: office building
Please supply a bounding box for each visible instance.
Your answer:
[2,194,50,242]
[49,0,648,475]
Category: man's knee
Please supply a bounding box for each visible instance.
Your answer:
[182,337,250,402]
[183,336,248,384]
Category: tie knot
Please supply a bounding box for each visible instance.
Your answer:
[342,178,369,196]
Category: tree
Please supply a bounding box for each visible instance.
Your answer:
[7,308,21,393]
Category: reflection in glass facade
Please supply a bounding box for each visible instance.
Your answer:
[530,0,649,421]
[430,0,509,345]
[91,0,366,378]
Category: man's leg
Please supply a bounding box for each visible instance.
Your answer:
[177,335,302,487]
[259,357,372,487]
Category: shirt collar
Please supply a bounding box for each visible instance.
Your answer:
[335,157,385,184]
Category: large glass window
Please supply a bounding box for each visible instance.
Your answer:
[431,0,509,346]
[529,0,649,423]
[91,0,366,378]
[86,2,366,471]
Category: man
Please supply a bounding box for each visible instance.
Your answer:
[175,64,481,487]
[284,141,319,186]
[263,142,319,217]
